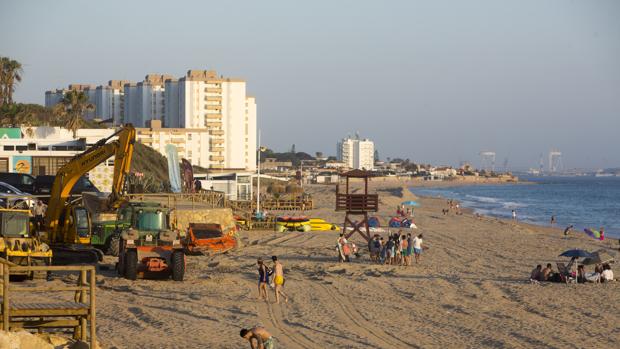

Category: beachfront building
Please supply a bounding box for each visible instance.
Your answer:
[163,70,257,171]
[136,120,211,168]
[123,74,172,128]
[43,69,258,172]
[0,126,116,191]
[337,136,375,170]
[45,81,130,124]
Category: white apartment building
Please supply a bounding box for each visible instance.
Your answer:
[337,136,375,170]
[43,69,257,172]
[123,74,171,128]
[164,70,256,170]
[45,81,129,124]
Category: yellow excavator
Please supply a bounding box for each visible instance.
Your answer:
[42,124,136,264]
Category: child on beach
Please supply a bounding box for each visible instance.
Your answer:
[240,327,275,349]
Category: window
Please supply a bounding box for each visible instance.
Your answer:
[188,134,192,140]
[3,146,14,151]
[15,145,27,151]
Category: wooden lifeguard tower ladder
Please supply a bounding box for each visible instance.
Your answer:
[335,169,379,242]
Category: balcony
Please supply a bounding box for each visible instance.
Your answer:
[206,122,222,128]
[204,96,222,101]
[205,113,222,119]
[210,139,224,145]
[210,155,225,161]
[205,88,222,93]
[204,105,222,111]
[210,146,224,152]
[170,137,185,143]
[209,130,224,136]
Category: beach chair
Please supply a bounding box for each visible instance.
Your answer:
[556,262,574,284]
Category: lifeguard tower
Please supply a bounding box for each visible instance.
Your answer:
[335,169,378,242]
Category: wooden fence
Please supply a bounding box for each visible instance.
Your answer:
[0,258,96,348]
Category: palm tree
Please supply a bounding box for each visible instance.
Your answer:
[55,90,94,138]
[0,57,23,105]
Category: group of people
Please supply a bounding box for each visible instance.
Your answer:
[396,204,414,218]
[368,232,424,265]
[256,256,289,304]
[530,262,614,284]
[442,199,461,215]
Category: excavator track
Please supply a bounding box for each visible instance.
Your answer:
[51,245,102,265]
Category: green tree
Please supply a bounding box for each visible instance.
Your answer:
[0,57,23,106]
[55,90,95,138]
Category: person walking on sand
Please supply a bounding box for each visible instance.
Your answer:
[512,210,517,221]
[550,215,556,227]
[271,256,289,304]
[406,233,413,266]
[240,327,275,349]
[401,234,409,266]
[257,259,270,302]
[413,234,423,264]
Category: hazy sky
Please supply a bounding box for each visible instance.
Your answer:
[1,0,619,170]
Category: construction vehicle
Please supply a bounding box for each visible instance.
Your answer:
[0,208,52,278]
[116,201,185,281]
[43,124,136,264]
[184,223,237,255]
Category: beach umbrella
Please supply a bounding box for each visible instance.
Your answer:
[583,228,604,240]
[401,200,420,207]
[559,249,594,258]
[581,250,616,266]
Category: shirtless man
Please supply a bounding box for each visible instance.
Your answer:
[240,327,275,349]
[271,256,289,304]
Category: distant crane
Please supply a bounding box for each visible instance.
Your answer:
[549,150,563,173]
[479,151,496,172]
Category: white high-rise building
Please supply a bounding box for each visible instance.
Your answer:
[337,136,375,170]
[164,70,256,170]
[123,74,172,127]
[45,82,128,124]
[43,69,257,172]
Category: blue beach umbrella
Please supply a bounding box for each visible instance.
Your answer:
[559,249,593,258]
[401,200,420,207]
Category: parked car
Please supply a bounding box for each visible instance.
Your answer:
[0,181,35,209]
[0,173,35,194]
[34,175,100,196]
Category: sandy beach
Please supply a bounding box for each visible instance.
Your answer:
[23,180,620,348]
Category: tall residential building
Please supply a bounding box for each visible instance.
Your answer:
[164,70,256,170]
[123,74,172,127]
[45,81,129,124]
[43,69,257,171]
[337,136,375,170]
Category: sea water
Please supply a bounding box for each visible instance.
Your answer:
[410,176,620,239]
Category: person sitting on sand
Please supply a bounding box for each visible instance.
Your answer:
[577,265,588,283]
[271,256,289,304]
[240,327,275,349]
[257,259,270,301]
[530,265,542,282]
[541,263,553,281]
[601,264,614,282]
[563,224,573,236]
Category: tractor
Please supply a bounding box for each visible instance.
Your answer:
[115,202,185,281]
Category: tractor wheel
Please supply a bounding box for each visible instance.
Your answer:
[124,250,138,280]
[108,235,120,257]
[171,251,185,281]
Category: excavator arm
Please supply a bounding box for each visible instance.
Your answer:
[45,124,136,244]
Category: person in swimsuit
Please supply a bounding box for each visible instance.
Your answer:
[257,258,270,302]
[240,327,275,349]
[271,256,289,304]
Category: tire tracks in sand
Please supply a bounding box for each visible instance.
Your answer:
[257,300,318,349]
[316,282,419,348]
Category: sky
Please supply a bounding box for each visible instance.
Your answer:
[1,0,619,170]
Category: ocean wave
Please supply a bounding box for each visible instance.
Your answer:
[465,194,500,203]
